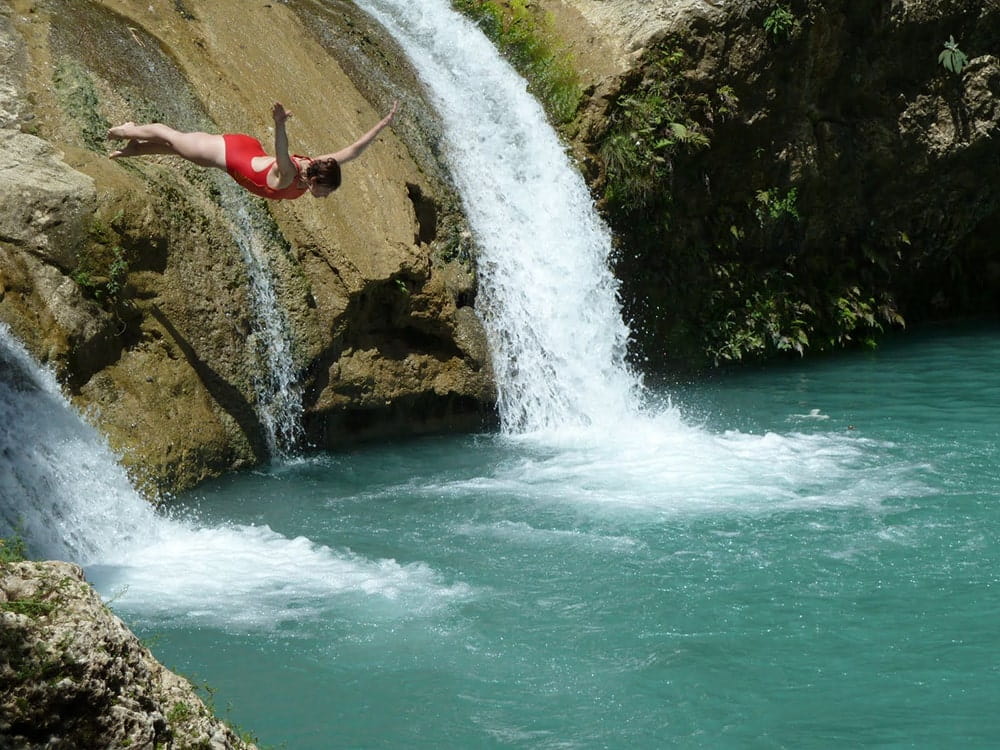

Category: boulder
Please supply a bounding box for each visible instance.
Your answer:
[0,560,258,750]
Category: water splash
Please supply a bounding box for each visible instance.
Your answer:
[354,0,642,433]
[0,323,462,624]
[0,322,159,564]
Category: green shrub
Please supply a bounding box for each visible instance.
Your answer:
[73,215,132,311]
[763,5,796,43]
[754,187,800,224]
[599,49,712,213]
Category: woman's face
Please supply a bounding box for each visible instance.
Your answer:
[309,179,334,198]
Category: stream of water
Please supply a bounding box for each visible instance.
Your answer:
[112,323,1000,748]
[353,0,639,433]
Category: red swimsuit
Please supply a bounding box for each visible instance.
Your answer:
[223,134,310,200]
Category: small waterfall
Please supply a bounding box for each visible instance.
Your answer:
[0,322,159,564]
[214,179,304,457]
[0,322,459,622]
[353,0,643,433]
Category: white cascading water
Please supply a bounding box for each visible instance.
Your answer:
[0,322,161,564]
[214,181,304,457]
[344,0,903,511]
[0,323,464,626]
[354,0,643,433]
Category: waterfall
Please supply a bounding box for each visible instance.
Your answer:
[0,322,461,622]
[0,322,159,564]
[214,179,304,457]
[353,0,643,433]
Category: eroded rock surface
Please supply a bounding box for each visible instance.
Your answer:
[0,560,257,750]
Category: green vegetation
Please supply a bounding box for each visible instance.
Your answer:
[599,49,714,213]
[451,0,582,123]
[167,701,194,724]
[73,215,132,311]
[763,5,796,44]
[52,57,110,152]
[939,35,969,75]
[754,187,800,224]
[0,553,69,621]
[72,245,128,305]
[595,37,909,370]
[0,534,27,563]
[707,266,813,361]
[3,595,57,619]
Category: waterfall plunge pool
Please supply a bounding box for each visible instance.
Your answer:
[91,322,1000,749]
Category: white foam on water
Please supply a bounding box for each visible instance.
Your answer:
[0,324,464,629]
[88,520,470,630]
[452,520,644,553]
[423,412,927,516]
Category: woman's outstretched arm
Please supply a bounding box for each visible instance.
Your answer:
[320,101,400,165]
[270,102,299,188]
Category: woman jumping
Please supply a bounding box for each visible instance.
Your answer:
[107,101,399,200]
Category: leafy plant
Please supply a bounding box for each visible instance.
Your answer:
[0,535,27,564]
[763,5,796,43]
[704,264,815,363]
[73,244,129,306]
[754,187,800,224]
[599,49,713,212]
[938,35,969,75]
[74,216,132,310]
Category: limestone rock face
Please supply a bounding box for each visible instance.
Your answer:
[0,560,257,750]
[0,130,96,270]
[0,0,495,493]
[542,0,1000,367]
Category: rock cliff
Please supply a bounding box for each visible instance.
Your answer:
[542,0,1000,368]
[0,0,495,495]
[1,559,258,749]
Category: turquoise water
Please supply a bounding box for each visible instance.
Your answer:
[112,324,1000,748]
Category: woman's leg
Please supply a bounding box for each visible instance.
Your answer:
[109,140,177,158]
[107,123,227,169]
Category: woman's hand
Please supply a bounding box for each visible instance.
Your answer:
[272,102,292,125]
[383,100,400,126]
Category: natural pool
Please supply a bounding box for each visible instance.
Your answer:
[96,322,1000,748]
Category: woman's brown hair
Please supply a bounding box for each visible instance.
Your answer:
[306,157,341,190]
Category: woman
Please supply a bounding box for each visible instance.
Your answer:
[107,101,399,200]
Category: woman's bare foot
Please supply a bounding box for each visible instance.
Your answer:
[106,122,137,141]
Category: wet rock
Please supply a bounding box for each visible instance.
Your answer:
[0,0,496,494]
